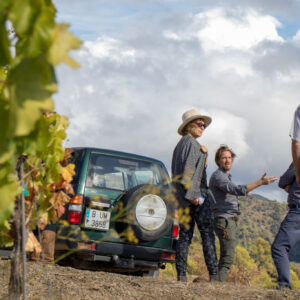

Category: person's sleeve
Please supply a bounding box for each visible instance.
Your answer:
[290,106,300,142]
[181,142,201,200]
[278,163,295,189]
[214,171,247,196]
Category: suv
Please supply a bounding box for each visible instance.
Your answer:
[55,147,178,276]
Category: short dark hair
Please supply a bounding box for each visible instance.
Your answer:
[215,145,236,167]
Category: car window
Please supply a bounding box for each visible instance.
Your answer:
[86,153,165,191]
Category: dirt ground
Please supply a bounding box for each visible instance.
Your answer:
[0,260,299,300]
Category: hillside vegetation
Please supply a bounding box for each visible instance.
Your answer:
[162,194,300,290]
[239,195,300,262]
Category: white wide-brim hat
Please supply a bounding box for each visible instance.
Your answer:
[178,108,212,135]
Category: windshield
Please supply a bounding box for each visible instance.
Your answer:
[86,153,167,191]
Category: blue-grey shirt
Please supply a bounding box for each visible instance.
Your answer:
[209,168,248,218]
[278,163,300,206]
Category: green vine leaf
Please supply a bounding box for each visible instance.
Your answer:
[9,0,56,58]
[7,58,56,136]
[0,15,11,66]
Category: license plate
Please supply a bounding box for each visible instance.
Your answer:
[84,208,111,231]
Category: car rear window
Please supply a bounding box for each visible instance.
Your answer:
[86,153,166,191]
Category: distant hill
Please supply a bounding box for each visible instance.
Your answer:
[250,193,270,201]
[238,194,300,262]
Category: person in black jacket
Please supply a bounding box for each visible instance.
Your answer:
[271,163,300,290]
[171,108,218,282]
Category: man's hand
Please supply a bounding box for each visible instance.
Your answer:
[247,173,277,192]
[260,172,277,185]
[200,145,208,153]
[189,198,201,205]
[284,185,291,193]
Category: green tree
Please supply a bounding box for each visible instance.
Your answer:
[250,238,276,277]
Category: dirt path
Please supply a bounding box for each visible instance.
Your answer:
[0,260,299,300]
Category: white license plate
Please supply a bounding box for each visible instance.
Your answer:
[84,208,111,231]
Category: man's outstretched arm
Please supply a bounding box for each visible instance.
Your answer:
[247,173,277,193]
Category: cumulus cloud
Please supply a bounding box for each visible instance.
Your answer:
[82,36,136,62]
[54,5,300,201]
[165,8,283,52]
[293,30,300,42]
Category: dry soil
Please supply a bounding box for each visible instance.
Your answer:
[0,260,299,300]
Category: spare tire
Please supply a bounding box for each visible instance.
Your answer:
[115,184,174,242]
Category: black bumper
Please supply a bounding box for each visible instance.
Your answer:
[56,238,175,260]
[55,239,176,271]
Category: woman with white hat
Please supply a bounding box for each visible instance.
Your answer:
[171,108,218,282]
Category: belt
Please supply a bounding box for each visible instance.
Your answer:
[215,216,239,222]
[288,204,300,209]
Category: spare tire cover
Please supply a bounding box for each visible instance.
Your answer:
[116,184,174,242]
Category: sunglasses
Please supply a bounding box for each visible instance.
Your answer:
[194,121,207,129]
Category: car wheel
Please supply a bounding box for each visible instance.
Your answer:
[115,184,174,242]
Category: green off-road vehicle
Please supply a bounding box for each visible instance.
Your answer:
[55,148,178,277]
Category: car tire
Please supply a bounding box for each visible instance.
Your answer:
[115,184,174,242]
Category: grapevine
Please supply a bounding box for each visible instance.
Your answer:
[0,0,81,298]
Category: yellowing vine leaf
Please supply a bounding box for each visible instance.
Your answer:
[48,23,82,68]
[50,191,70,207]
[62,182,74,195]
[25,231,42,253]
[38,212,48,230]
[62,148,74,166]
[49,190,70,222]
[61,164,75,183]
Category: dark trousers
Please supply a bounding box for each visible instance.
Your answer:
[176,199,218,276]
[214,217,238,282]
[271,208,300,289]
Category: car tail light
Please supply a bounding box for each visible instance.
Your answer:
[70,195,83,204]
[67,211,81,224]
[172,209,179,238]
[78,242,96,250]
[161,251,176,260]
[172,224,179,238]
[67,195,83,224]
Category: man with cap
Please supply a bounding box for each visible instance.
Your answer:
[172,108,218,282]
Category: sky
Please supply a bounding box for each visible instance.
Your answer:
[52,0,300,202]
